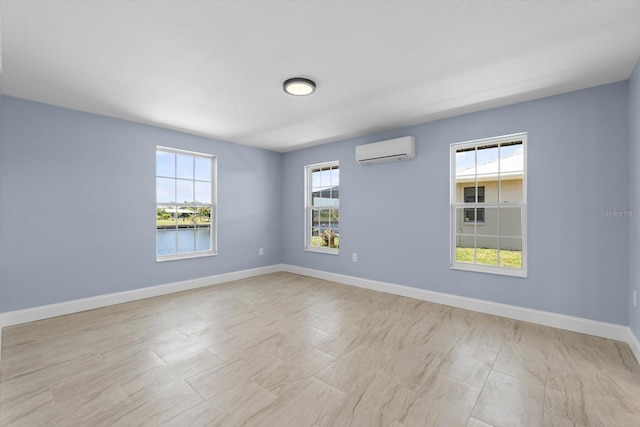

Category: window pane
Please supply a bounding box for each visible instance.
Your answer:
[456,207,473,234]
[195,207,212,226]
[455,182,465,204]
[455,149,475,198]
[175,206,195,226]
[330,167,340,187]
[500,179,523,203]
[312,186,336,207]
[455,208,475,264]
[177,179,194,203]
[329,179,339,207]
[455,241,476,263]
[330,209,339,237]
[473,145,498,203]
[195,157,211,182]
[500,142,524,172]
[464,187,474,203]
[320,169,331,188]
[312,192,321,207]
[195,181,211,204]
[475,233,498,266]
[177,154,194,179]
[196,228,212,252]
[156,178,176,203]
[157,206,177,228]
[499,207,522,238]
[480,207,497,234]
[499,142,524,202]
[157,229,177,256]
[499,238,522,268]
[311,209,320,247]
[177,228,196,254]
[475,206,498,266]
[157,151,175,177]
[323,229,337,248]
[463,207,485,223]
[476,144,499,180]
[483,181,498,204]
[319,208,330,233]
[312,170,322,189]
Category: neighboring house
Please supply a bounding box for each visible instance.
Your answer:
[455,151,524,251]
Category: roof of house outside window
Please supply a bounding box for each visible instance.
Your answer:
[456,152,523,183]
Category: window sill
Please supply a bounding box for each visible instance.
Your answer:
[450,263,527,278]
[156,251,217,262]
[305,247,339,256]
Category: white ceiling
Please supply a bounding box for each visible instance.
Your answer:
[2,1,640,152]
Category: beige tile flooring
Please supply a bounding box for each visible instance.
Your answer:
[1,272,639,426]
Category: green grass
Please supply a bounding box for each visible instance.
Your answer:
[156,218,211,226]
[456,247,522,268]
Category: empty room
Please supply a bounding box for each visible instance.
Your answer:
[1,1,640,426]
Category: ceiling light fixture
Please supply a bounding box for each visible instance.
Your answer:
[283,77,316,96]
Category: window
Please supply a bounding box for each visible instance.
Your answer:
[451,133,527,277]
[156,147,216,260]
[305,161,339,254]
[464,186,485,223]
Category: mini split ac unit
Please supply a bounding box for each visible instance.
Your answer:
[355,136,415,165]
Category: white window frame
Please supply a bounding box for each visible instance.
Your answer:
[305,161,340,255]
[450,133,527,278]
[156,146,217,262]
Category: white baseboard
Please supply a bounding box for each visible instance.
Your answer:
[282,264,639,363]
[1,262,638,365]
[0,264,283,328]
[629,328,640,364]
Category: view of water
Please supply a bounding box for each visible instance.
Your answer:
[157,228,211,256]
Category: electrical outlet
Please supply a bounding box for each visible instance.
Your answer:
[352,253,358,262]
[259,248,264,256]
[634,290,637,308]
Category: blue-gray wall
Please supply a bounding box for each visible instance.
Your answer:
[0,96,282,312]
[630,60,640,340]
[282,82,630,326]
[0,95,3,314]
[0,80,635,329]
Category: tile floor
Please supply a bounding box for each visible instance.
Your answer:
[1,272,639,426]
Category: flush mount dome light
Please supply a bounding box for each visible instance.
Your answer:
[283,77,316,96]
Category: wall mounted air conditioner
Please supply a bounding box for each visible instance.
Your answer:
[355,136,415,165]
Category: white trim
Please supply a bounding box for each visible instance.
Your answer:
[305,247,339,256]
[156,145,215,158]
[628,328,640,364]
[1,263,638,366]
[156,251,216,262]
[450,263,527,278]
[281,264,639,363]
[0,264,282,328]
